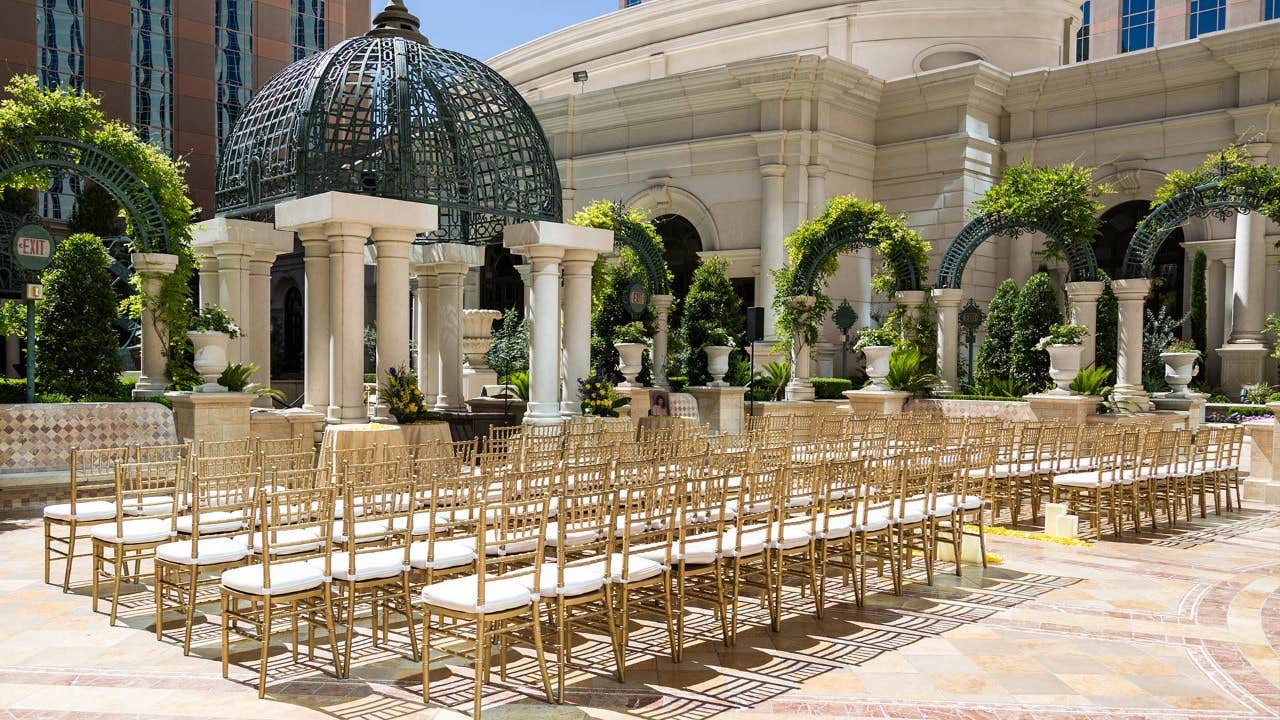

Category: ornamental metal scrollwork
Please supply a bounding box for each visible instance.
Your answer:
[0,136,171,253]
[935,213,1098,290]
[790,213,922,295]
[1121,178,1271,278]
[610,202,670,296]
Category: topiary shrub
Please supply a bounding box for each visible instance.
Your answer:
[590,254,653,383]
[1010,272,1062,389]
[811,377,853,399]
[1190,249,1207,355]
[35,233,121,398]
[974,279,1019,390]
[676,256,744,386]
[485,308,529,382]
[1095,275,1118,371]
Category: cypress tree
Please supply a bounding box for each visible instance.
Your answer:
[1095,276,1118,371]
[974,279,1020,389]
[36,234,121,397]
[676,257,744,385]
[1010,272,1062,389]
[1190,249,1208,354]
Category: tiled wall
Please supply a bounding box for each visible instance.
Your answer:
[0,403,176,474]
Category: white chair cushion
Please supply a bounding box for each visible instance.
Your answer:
[766,521,812,550]
[122,494,185,517]
[221,561,325,596]
[483,530,539,556]
[421,575,534,614]
[613,516,651,538]
[247,527,323,555]
[818,512,854,540]
[1052,472,1111,488]
[156,537,249,566]
[511,563,607,597]
[606,553,665,583]
[409,539,477,571]
[176,511,246,535]
[545,521,602,547]
[722,527,767,558]
[44,501,115,522]
[317,548,406,582]
[90,518,172,544]
[684,505,736,526]
[389,511,434,536]
[935,495,985,514]
[667,536,720,565]
[333,519,389,544]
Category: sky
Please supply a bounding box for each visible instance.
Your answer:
[397,1,621,60]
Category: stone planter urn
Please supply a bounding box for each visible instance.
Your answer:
[1161,351,1200,396]
[187,330,229,392]
[615,342,646,388]
[861,345,894,391]
[462,309,502,350]
[703,345,732,387]
[1046,344,1084,394]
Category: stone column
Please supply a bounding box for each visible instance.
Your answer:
[895,290,927,312]
[196,252,219,308]
[807,165,827,218]
[1065,281,1105,367]
[328,227,370,423]
[216,246,250,364]
[853,248,873,327]
[932,288,964,393]
[650,294,675,391]
[130,253,179,398]
[300,232,330,414]
[417,268,439,404]
[516,262,534,376]
[1206,256,1226,384]
[759,164,787,339]
[248,252,274,384]
[1217,207,1271,392]
[525,246,565,423]
[370,228,414,421]
[784,295,817,401]
[434,260,468,410]
[560,249,597,415]
[1112,278,1152,411]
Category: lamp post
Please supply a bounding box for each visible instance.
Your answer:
[958,298,985,388]
[832,298,859,378]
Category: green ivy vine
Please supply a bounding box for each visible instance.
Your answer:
[972,161,1108,261]
[773,195,928,349]
[1153,144,1280,225]
[0,76,197,385]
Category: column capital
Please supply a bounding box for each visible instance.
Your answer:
[322,221,373,239]
[192,217,293,259]
[652,294,675,312]
[503,220,613,256]
[930,287,964,307]
[1064,281,1106,301]
[562,247,600,267]
[370,226,418,245]
[327,234,365,254]
[275,192,437,235]
[760,163,787,178]
[1111,278,1152,300]
[433,262,471,283]
[894,289,927,308]
[806,164,828,179]
[130,252,179,276]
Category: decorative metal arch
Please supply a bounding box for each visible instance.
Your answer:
[936,213,1098,289]
[0,210,44,299]
[0,136,171,253]
[791,212,922,295]
[1121,179,1269,278]
[610,203,670,295]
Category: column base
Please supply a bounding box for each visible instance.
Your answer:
[132,379,168,399]
[688,386,746,435]
[559,401,582,418]
[524,402,567,425]
[1216,343,1269,396]
[327,405,368,425]
[1025,393,1101,425]
[784,379,815,402]
[1110,385,1152,413]
[843,389,910,416]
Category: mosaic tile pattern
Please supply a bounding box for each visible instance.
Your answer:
[0,403,176,473]
[0,506,1276,719]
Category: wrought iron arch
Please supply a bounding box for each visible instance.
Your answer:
[791,213,922,295]
[0,136,171,253]
[936,213,1098,289]
[610,203,670,295]
[1121,178,1268,278]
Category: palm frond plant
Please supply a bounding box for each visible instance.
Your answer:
[751,361,791,402]
[218,362,286,403]
[1069,365,1113,396]
[884,346,939,396]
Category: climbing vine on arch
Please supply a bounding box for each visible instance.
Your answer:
[773,195,928,348]
[974,161,1107,260]
[0,76,197,384]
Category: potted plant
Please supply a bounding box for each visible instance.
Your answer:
[613,321,648,388]
[187,304,241,391]
[379,364,429,425]
[854,325,900,391]
[1161,338,1200,396]
[702,327,734,387]
[1036,323,1088,394]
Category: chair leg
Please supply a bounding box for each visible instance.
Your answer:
[154,564,165,642]
[258,600,273,699]
[322,585,342,680]
[109,546,123,626]
[473,622,487,719]
[556,598,567,703]
[91,543,101,614]
[62,523,77,593]
[184,568,199,655]
[421,611,432,704]
[221,594,230,679]
[530,606,553,705]
[43,520,52,586]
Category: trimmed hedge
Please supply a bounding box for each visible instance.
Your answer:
[812,377,853,399]
[668,376,688,392]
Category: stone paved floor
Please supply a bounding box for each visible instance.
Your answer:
[1,506,1279,720]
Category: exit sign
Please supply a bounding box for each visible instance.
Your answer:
[13,225,55,271]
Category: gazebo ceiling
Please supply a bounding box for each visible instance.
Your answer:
[214,1,562,244]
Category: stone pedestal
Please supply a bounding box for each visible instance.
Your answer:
[249,407,325,447]
[843,389,910,416]
[462,309,502,402]
[1025,393,1100,425]
[689,386,747,435]
[1247,402,1280,505]
[167,392,253,443]
[814,342,836,379]
[932,288,963,393]
[1216,344,1269,397]
[1151,392,1209,430]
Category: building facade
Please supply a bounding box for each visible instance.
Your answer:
[0,0,370,219]
[490,0,1280,391]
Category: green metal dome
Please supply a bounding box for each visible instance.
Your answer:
[214,1,562,244]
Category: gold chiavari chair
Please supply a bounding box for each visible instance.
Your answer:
[255,436,311,470]
[333,460,404,527]
[193,454,255,486]
[91,459,184,625]
[154,468,256,654]
[611,472,680,666]
[43,446,130,591]
[933,441,990,573]
[420,492,553,716]
[260,450,317,474]
[672,471,732,648]
[220,484,341,697]
[326,445,378,475]
[1219,425,1244,512]
[407,472,482,594]
[721,469,777,645]
[1051,430,1127,540]
[815,459,866,608]
[893,449,936,589]
[858,461,903,595]
[768,463,823,629]
[194,438,254,459]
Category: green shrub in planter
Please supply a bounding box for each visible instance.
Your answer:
[36,233,121,398]
[974,279,1019,389]
[668,376,688,392]
[811,377,853,399]
[1010,272,1061,389]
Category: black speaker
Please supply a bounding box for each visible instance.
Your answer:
[745,307,765,342]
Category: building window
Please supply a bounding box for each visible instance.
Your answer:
[1189,0,1225,38]
[624,0,643,6]
[216,0,252,157]
[1268,0,1280,20]
[292,0,325,61]
[37,0,85,220]
[131,0,173,153]
[1075,2,1091,62]
[1121,0,1155,52]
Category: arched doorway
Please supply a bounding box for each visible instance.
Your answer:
[480,244,523,314]
[654,214,702,298]
[1100,200,1184,313]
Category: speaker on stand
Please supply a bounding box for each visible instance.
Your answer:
[745,307,764,417]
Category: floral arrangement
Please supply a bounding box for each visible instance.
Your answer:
[379,364,429,424]
[704,327,735,348]
[1164,338,1199,354]
[613,321,649,345]
[854,325,900,350]
[190,304,241,338]
[1034,323,1088,350]
[578,371,629,417]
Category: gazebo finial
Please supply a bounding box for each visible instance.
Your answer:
[368,0,428,43]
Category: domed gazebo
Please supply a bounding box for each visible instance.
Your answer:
[195,1,610,425]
